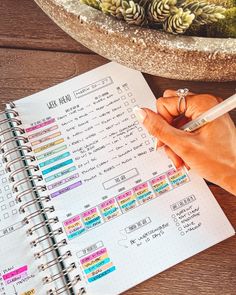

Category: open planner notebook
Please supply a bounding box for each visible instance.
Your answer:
[0,62,234,295]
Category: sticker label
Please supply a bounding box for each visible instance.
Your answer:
[80,248,115,283]
[99,198,121,221]
[150,174,171,195]
[133,182,155,204]
[116,190,138,212]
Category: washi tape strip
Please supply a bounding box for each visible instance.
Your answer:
[31,131,61,146]
[28,125,58,140]
[25,118,55,133]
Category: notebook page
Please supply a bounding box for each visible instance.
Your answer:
[13,62,234,294]
[0,119,50,295]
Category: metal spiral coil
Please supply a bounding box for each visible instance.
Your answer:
[0,108,18,117]
[31,228,63,247]
[2,145,32,162]
[5,155,36,172]
[9,164,39,182]
[26,217,59,235]
[43,263,77,284]
[0,126,25,137]
[38,251,72,271]
[12,175,43,192]
[48,277,85,295]
[0,107,84,295]
[0,117,21,126]
[22,206,55,224]
[19,196,51,213]
[34,239,67,259]
[16,185,46,203]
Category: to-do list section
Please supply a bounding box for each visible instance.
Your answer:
[58,77,154,186]
[17,62,169,205]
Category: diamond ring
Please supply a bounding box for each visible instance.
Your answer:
[176,88,189,113]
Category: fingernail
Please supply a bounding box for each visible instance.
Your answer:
[133,107,147,123]
[154,138,158,151]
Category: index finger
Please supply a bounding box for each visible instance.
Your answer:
[156,93,220,122]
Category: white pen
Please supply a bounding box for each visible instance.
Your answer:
[155,93,236,150]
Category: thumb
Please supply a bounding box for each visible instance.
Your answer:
[133,107,188,150]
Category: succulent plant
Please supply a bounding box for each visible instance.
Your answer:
[79,0,234,37]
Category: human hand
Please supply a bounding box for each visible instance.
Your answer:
[133,90,236,195]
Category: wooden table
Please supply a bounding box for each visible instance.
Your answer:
[0,1,235,294]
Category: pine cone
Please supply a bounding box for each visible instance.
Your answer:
[164,7,195,34]
[80,0,101,9]
[121,0,147,26]
[181,1,226,25]
[147,0,177,23]
[100,0,123,19]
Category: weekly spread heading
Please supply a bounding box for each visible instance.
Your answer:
[0,62,234,295]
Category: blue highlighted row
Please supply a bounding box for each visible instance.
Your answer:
[84,216,101,227]
[103,207,118,217]
[121,199,136,209]
[39,152,70,168]
[45,166,76,182]
[42,159,73,175]
[68,228,86,240]
[85,258,110,274]
[136,191,152,201]
[88,266,116,283]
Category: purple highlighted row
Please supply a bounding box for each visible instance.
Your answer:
[51,180,82,198]
[48,173,79,190]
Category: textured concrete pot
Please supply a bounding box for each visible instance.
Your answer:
[34,0,236,81]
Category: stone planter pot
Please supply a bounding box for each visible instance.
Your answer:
[34,0,236,81]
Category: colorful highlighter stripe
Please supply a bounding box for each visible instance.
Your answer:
[150,174,171,195]
[25,118,55,133]
[42,159,73,175]
[99,198,121,221]
[39,152,70,168]
[28,125,58,140]
[33,138,64,153]
[47,173,79,190]
[50,180,82,198]
[80,248,116,283]
[116,190,138,213]
[45,166,76,182]
[133,182,155,204]
[36,144,67,161]
[31,131,61,146]
[63,215,86,240]
[167,168,189,187]
[82,208,102,229]
[3,265,28,285]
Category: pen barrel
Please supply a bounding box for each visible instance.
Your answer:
[181,93,236,132]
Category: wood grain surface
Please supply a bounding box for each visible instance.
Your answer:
[0,1,235,294]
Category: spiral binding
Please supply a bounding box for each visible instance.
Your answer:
[0,106,85,294]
